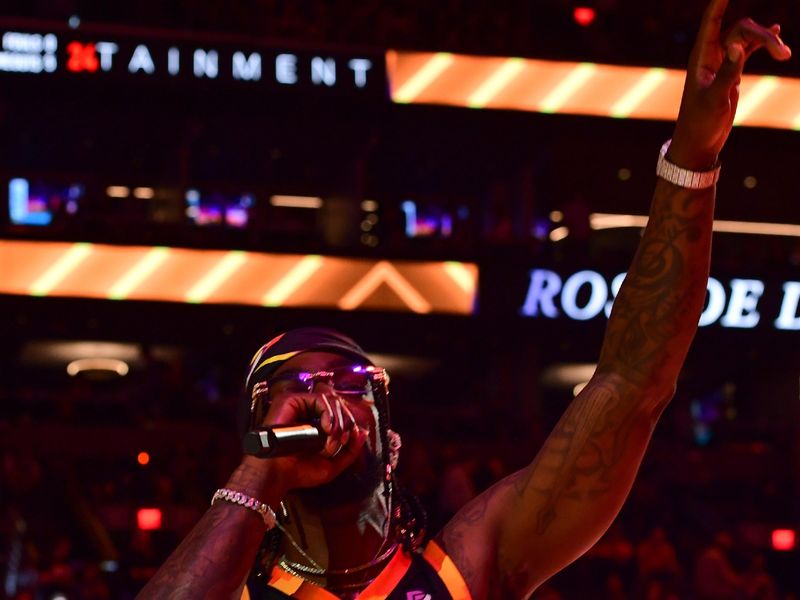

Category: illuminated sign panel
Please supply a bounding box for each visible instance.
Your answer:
[0,240,476,315]
[388,51,800,130]
[521,268,800,331]
[0,28,385,98]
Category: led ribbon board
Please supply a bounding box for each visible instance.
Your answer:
[0,240,477,315]
[0,27,386,99]
[388,51,800,130]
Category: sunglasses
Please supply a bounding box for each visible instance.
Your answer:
[249,365,388,427]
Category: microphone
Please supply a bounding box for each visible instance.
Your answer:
[242,422,325,458]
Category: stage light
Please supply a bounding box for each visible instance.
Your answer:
[66,358,129,377]
[772,529,795,551]
[100,561,119,573]
[573,7,597,27]
[137,451,150,466]
[549,210,564,223]
[106,186,130,198]
[133,187,155,199]
[269,195,322,209]
[550,226,569,242]
[361,199,379,212]
[137,508,162,531]
[591,213,800,237]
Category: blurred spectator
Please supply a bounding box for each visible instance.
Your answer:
[635,526,682,599]
[695,531,744,600]
[76,562,111,600]
[744,554,777,600]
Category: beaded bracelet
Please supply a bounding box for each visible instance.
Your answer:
[211,487,277,529]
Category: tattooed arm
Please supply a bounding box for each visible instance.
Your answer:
[137,391,366,599]
[136,459,283,600]
[437,2,790,598]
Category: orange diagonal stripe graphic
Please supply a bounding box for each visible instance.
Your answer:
[338,261,432,313]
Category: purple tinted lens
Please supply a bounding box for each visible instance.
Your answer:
[331,367,370,393]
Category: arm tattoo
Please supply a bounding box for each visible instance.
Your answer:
[439,182,715,599]
[137,461,275,599]
[137,503,265,599]
[516,182,714,533]
[513,380,641,534]
[598,182,714,384]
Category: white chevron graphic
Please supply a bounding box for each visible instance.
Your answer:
[338,261,432,313]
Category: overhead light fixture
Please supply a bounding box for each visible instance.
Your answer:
[591,213,800,238]
[361,199,379,212]
[541,363,597,388]
[66,357,129,377]
[106,186,130,198]
[22,340,140,366]
[270,195,323,209]
[573,382,589,396]
[133,187,155,199]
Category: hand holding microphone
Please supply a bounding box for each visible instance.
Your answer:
[243,391,363,460]
[243,421,326,457]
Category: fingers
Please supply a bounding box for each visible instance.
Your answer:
[326,422,368,467]
[691,0,791,76]
[706,17,791,104]
[697,0,728,47]
[266,391,361,459]
[727,18,791,62]
[321,394,358,458]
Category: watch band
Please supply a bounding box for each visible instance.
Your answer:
[656,139,720,189]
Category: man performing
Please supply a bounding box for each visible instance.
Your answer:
[138,1,791,598]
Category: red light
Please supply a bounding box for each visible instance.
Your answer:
[137,451,150,466]
[573,7,597,27]
[137,508,162,531]
[66,42,99,72]
[772,529,795,551]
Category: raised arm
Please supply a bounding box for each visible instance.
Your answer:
[437,2,790,597]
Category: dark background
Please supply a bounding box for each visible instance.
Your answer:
[1,1,798,599]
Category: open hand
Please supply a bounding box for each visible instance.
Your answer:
[670,0,791,169]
